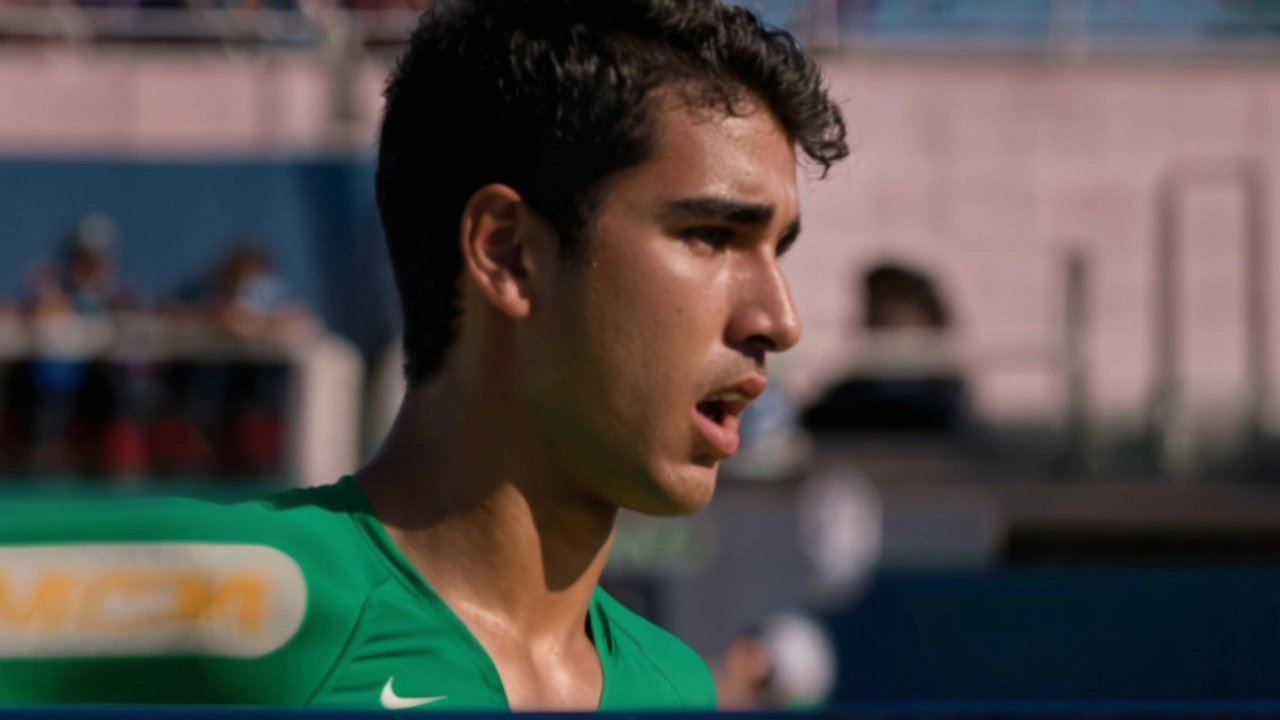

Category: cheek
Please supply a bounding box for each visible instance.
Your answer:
[586,257,720,387]
[529,237,731,449]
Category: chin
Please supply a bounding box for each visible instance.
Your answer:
[622,461,719,517]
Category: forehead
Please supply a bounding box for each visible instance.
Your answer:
[601,94,799,216]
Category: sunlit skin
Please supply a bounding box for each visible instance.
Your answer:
[357,91,802,711]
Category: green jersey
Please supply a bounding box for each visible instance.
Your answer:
[0,477,716,710]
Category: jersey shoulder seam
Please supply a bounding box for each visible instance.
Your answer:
[303,491,396,705]
[303,575,396,706]
[601,597,694,705]
[341,502,427,600]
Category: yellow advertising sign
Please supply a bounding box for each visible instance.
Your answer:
[0,544,306,658]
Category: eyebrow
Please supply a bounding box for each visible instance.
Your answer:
[658,197,776,226]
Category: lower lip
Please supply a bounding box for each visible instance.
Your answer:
[692,407,741,458]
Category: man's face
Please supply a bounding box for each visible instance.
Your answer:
[522,95,802,515]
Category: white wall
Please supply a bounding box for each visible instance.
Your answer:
[790,55,1280,430]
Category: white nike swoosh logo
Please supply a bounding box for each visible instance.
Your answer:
[380,676,447,710]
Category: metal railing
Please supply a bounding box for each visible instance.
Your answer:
[1150,158,1271,480]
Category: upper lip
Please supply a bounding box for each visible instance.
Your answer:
[699,375,768,417]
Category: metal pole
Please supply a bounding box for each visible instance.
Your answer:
[1064,249,1093,477]
[1243,162,1270,445]
[1153,168,1183,477]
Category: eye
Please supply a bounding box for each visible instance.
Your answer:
[680,226,734,250]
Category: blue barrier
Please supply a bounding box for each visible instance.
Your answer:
[8,706,1280,719]
[824,566,1280,704]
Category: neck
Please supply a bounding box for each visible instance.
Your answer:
[357,364,617,647]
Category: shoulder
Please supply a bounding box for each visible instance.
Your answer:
[2,482,361,552]
[594,588,717,710]
[0,481,386,705]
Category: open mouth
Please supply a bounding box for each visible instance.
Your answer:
[692,389,758,458]
[697,391,752,427]
[691,376,767,459]
[696,399,730,425]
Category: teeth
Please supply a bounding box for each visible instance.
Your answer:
[706,391,747,403]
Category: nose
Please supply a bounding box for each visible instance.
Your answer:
[726,254,803,358]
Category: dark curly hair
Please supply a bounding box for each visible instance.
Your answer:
[377,0,849,385]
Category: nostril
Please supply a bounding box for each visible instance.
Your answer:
[743,337,772,361]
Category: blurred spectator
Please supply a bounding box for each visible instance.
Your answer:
[19,260,84,474]
[75,0,143,10]
[207,243,314,342]
[157,241,316,477]
[801,262,969,434]
[2,229,321,480]
[0,295,18,465]
[62,213,130,316]
[63,215,157,479]
[796,466,882,603]
[11,214,143,476]
[863,262,949,330]
[714,613,839,710]
[26,260,73,319]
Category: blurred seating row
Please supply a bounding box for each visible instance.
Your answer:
[0,316,364,489]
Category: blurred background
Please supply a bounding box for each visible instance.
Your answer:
[5,0,1280,710]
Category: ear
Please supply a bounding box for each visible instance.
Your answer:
[459,184,536,320]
